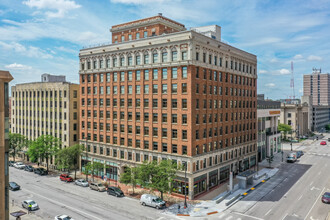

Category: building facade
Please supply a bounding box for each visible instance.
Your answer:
[11,75,79,164]
[0,70,13,220]
[303,69,330,106]
[79,15,257,199]
[280,102,310,138]
[257,95,281,162]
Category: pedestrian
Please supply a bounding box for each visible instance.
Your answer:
[28,204,32,214]
[178,204,180,213]
[12,199,14,207]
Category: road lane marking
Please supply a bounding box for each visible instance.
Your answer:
[265,209,272,216]
[22,188,103,220]
[304,187,325,220]
[298,195,303,200]
[310,181,314,186]
[281,213,288,220]
[233,212,264,220]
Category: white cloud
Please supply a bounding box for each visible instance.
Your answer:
[23,0,81,18]
[0,41,53,59]
[293,54,303,59]
[270,58,279,63]
[111,0,166,4]
[307,55,323,61]
[259,70,268,74]
[55,46,77,54]
[279,69,291,75]
[5,63,32,70]
[265,83,276,88]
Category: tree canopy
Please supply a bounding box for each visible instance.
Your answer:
[9,133,28,162]
[56,144,84,179]
[278,123,292,132]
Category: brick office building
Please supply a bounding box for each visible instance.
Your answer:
[79,14,257,199]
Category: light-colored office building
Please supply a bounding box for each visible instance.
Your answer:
[0,70,13,220]
[257,95,281,162]
[79,14,258,199]
[11,74,79,164]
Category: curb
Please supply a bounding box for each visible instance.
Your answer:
[177,211,219,217]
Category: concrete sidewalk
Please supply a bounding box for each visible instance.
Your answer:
[9,204,43,220]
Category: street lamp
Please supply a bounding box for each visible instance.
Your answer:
[84,138,88,181]
[290,130,293,151]
[184,162,187,209]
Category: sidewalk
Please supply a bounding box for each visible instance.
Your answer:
[9,204,43,220]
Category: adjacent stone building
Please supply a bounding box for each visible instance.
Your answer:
[0,70,13,220]
[11,74,79,164]
[257,95,281,162]
[79,14,257,199]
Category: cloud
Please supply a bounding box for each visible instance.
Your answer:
[293,54,303,59]
[279,69,291,75]
[0,41,53,59]
[307,55,323,61]
[265,83,275,88]
[23,0,81,18]
[259,70,268,74]
[270,58,279,63]
[5,63,32,70]
[55,46,77,54]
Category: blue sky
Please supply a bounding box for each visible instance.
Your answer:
[1,0,330,99]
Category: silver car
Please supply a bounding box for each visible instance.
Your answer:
[140,194,166,209]
[22,200,39,211]
[74,179,89,187]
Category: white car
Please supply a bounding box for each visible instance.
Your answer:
[21,200,39,211]
[14,162,26,169]
[55,215,74,220]
[74,179,89,187]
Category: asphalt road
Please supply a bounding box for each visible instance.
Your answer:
[203,134,330,220]
[9,167,166,220]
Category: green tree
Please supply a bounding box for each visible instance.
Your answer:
[84,161,104,182]
[325,124,330,131]
[137,160,179,200]
[84,162,94,181]
[278,123,292,139]
[9,133,28,162]
[27,135,61,172]
[55,147,70,171]
[120,166,139,194]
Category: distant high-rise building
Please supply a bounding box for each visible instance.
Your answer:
[11,74,79,163]
[303,68,330,106]
[79,14,257,199]
[0,70,13,220]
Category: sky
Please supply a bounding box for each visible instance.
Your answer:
[1,0,330,100]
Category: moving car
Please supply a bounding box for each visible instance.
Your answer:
[296,151,304,158]
[107,186,124,197]
[24,165,34,172]
[322,192,330,204]
[14,162,25,169]
[34,168,48,175]
[9,182,20,191]
[140,194,166,209]
[89,182,106,192]
[320,141,327,145]
[21,200,39,211]
[74,179,89,187]
[60,174,73,182]
[286,153,297,163]
[54,215,74,220]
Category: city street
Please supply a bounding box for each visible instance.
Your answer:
[204,135,330,220]
[9,167,166,220]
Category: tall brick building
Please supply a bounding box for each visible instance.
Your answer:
[79,14,257,199]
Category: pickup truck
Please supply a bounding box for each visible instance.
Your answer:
[60,174,73,182]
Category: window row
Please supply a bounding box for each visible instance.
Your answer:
[12,90,76,99]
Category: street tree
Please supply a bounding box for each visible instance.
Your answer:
[84,161,104,182]
[325,124,330,131]
[120,166,139,194]
[27,135,61,172]
[278,123,292,140]
[9,133,28,162]
[55,147,70,171]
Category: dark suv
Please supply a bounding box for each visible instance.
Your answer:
[107,186,124,197]
[34,168,48,175]
[24,165,34,172]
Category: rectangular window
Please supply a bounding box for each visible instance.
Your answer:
[162,52,168,62]
[153,69,158,79]
[143,31,148,38]
[144,85,149,94]
[153,53,158,63]
[162,68,167,79]
[182,51,187,60]
[172,68,177,79]
[182,66,187,78]
[144,70,149,80]
[136,55,141,65]
[172,84,177,94]
[172,51,177,61]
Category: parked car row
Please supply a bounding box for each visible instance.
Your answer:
[10,161,49,176]
[286,150,305,163]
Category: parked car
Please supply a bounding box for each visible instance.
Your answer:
[34,168,48,175]
[320,141,327,145]
[9,161,15,167]
[89,182,106,192]
[21,200,39,211]
[60,174,73,182]
[14,162,25,169]
[74,179,89,187]
[322,192,330,204]
[107,186,124,197]
[328,138,330,142]
[296,151,304,158]
[24,165,34,172]
[54,214,74,220]
[140,194,166,209]
[286,153,297,163]
[9,182,20,191]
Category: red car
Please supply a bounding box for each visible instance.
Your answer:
[60,174,73,182]
[320,141,327,145]
[322,192,330,203]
